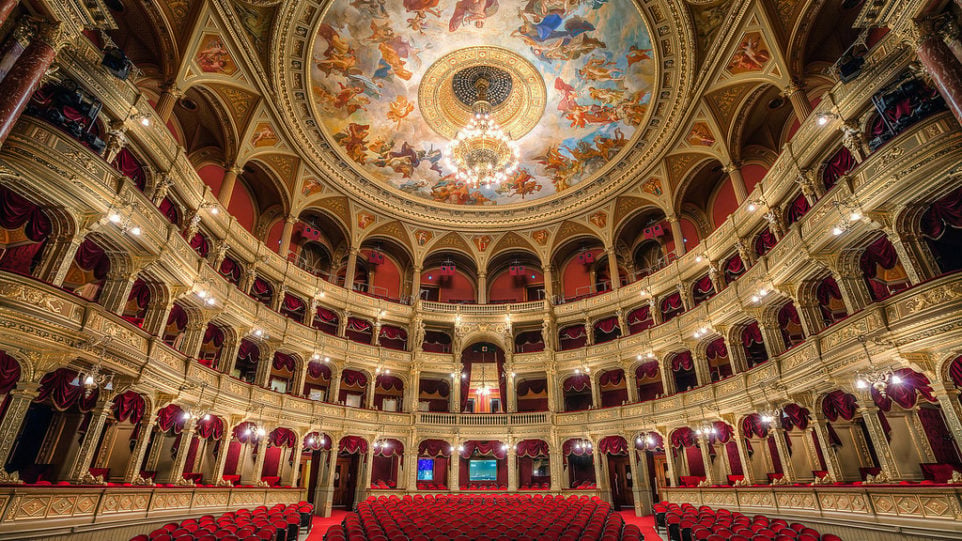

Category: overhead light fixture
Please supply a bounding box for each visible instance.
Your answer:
[69,364,113,398]
[444,77,519,189]
[854,336,900,398]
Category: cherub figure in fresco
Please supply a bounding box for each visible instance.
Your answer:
[497,169,542,199]
[618,93,648,126]
[196,39,231,73]
[249,124,276,147]
[565,104,619,128]
[333,123,370,164]
[578,56,624,83]
[627,45,652,67]
[386,96,415,129]
[404,0,441,33]
[350,0,388,18]
[366,20,396,43]
[315,24,359,77]
[730,34,770,71]
[531,34,605,62]
[333,83,370,114]
[449,0,500,31]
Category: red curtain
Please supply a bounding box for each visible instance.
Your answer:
[741,322,764,347]
[786,193,811,226]
[871,368,936,411]
[671,351,694,372]
[950,355,962,387]
[272,352,296,372]
[250,277,273,299]
[724,253,746,282]
[778,303,801,327]
[376,375,404,392]
[599,436,628,456]
[196,415,224,440]
[374,439,403,458]
[708,422,734,445]
[635,361,659,380]
[347,318,372,332]
[563,374,590,392]
[706,339,728,361]
[626,306,653,333]
[156,404,187,434]
[380,325,407,340]
[237,339,260,365]
[460,440,506,459]
[219,257,241,284]
[670,427,697,449]
[741,414,769,439]
[514,331,545,352]
[921,186,962,239]
[112,148,146,190]
[0,185,51,242]
[202,323,224,348]
[560,325,587,340]
[599,370,624,386]
[635,433,664,452]
[419,378,450,396]
[754,228,777,257]
[282,294,305,314]
[418,439,451,457]
[691,275,714,304]
[816,276,842,304]
[822,146,855,190]
[303,432,331,451]
[516,439,548,458]
[315,307,339,323]
[269,428,297,448]
[159,197,179,225]
[111,391,145,424]
[307,361,331,380]
[562,439,592,460]
[36,368,98,412]
[822,390,858,422]
[189,232,209,258]
[167,303,188,330]
[74,239,110,279]
[594,317,619,335]
[660,292,683,312]
[781,403,810,431]
[860,236,905,300]
[233,422,260,444]
[0,351,21,394]
[339,435,368,455]
[341,369,367,387]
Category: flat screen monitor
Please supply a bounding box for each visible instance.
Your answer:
[469,459,497,481]
[417,459,434,481]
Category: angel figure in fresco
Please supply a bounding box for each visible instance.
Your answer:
[196,38,231,73]
[315,24,359,77]
[333,123,370,164]
[378,42,413,80]
[532,34,606,62]
[578,56,624,83]
[249,124,276,147]
[729,34,770,72]
[513,11,594,46]
[387,96,415,129]
[449,0,500,31]
[404,0,441,33]
[367,136,395,160]
[333,83,370,114]
[588,86,625,105]
[497,169,542,199]
[627,45,652,67]
[554,77,578,113]
[350,0,388,18]
[593,128,626,159]
[565,104,619,128]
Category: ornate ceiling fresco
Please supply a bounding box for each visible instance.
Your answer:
[308,0,656,206]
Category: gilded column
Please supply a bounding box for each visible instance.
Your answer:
[123,422,156,483]
[732,429,756,485]
[243,437,268,485]
[477,272,487,303]
[697,434,716,486]
[623,361,638,403]
[67,400,112,483]
[606,247,620,291]
[36,232,85,285]
[668,215,686,257]
[548,441,563,491]
[810,412,844,482]
[344,247,359,291]
[931,383,962,454]
[770,428,796,483]
[507,443,518,491]
[663,444,679,487]
[403,447,418,490]
[782,80,812,123]
[450,442,461,490]
[591,447,605,494]
[723,162,748,204]
[625,439,646,515]
[0,383,38,479]
[278,216,297,260]
[159,424,197,484]
[0,20,69,146]
[856,399,903,481]
[154,81,183,124]
[207,434,233,486]
[589,372,601,409]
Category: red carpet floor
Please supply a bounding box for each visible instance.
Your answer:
[307,510,661,540]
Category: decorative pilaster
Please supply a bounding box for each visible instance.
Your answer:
[67,400,112,483]
[623,362,638,403]
[507,443,518,491]
[697,434,716,486]
[810,413,844,482]
[159,424,197,484]
[668,215,686,257]
[403,448,417,490]
[589,372,601,409]
[606,247,620,290]
[450,443,460,490]
[243,438,268,485]
[548,441,563,491]
[782,80,812,123]
[856,401,902,481]
[154,81,183,124]
[0,383,38,478]
[732,429,756,485]
[770,428,796,483]
[626,439,646,515]
[207,434,233,486]
[123,424,156,484]
[278,216,296,260]
[344,247,359,291]
[477,272,487,303]
[932,384,962,454]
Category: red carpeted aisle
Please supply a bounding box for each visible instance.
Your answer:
[306,511,349,540]
[618,511,663,541]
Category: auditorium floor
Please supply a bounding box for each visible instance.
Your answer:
[306,511,663,540]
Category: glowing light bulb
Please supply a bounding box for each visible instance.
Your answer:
[108,212,121,223]
[890,374,902,385]
[833,226,844,236]
[210,207,219,215]
[856,379,868,389]
[849,211,861,222]
[130,226,142,236]
[747,203,757,212]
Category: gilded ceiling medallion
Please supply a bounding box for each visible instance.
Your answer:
[309,0,656,207]
[418,47,545,141]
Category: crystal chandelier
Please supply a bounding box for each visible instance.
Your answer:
[444,78,520,189]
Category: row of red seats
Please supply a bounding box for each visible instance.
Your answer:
[324,494,641,541]
[654,502,842,541]
[129,501,312,541]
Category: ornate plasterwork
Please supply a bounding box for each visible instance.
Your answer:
[270,0,695,230]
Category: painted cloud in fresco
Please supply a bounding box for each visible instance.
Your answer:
[311,0,654,206]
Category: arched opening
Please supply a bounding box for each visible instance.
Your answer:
[162,303,189,351]
[268,352,297,394]
[378,325,408,351]
[417,377,451,412]
[633,240,669,279]
[815,275,848,327]
[614,205,669,283]
[741,414,785,484]
[660,291,685,322]
[373,374,403,412]
[458,441,507,490]
[486,251,544,303]
[63,238,110,302]
[334,436,366,509]
[345,317,373,344]
[338,369,369,408]
[260,428,297,487]
[599,436,632,509]
[678,159,730,235]
[705,338,733,381]
[822,146,856,191]
[312,306,339,336]
[357,240,411,302]
[516,376,548,412]
[741,322,768,368]
[188,230,210,259]
[777,302,806,349]
[514,328,545,353]
[197,321,227,369]
[232,339,261,384]
[416,439,451,491]
[302,432,333,507]
[562,374,592,412]
[669,428,703,487]
[145,404,190,484]
[704,422,741,486]
[634,361,663,403]
[593,316,622,344]
[295,209,349,280]
[516,439,550,490]
[669,352,697,393]
[420,251,477,303]
[558,323,588,350]
[859,236,910,301]
[562,438,596,490]
[754,227,777,258]
[121,277,151,327]
[193,415,226,484]
[422,329,452,353]
[7,367,99,483]
[88,390,147,483]
[460,343,505,413]
[552,237,606,302]
[821,390,879,481]
[249,275,274,307]
[218,254,242,286]
[626,304,654,334]
[0,185,53,276]
[304,360,332,401]
[784,191,812,228]
[280,291,307,322]
[921,186,962,273]
[370,439,403,490]
[723,251,747,284]
[774,404,824,483]
[691,273,715,307]
[598,369,627,407]
[634,432,667,510]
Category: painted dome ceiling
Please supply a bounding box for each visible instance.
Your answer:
[308,0,656,207]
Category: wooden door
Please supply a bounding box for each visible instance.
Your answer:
[332,455,357,509]
[606,455,634,510]
[652,453,668,501]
